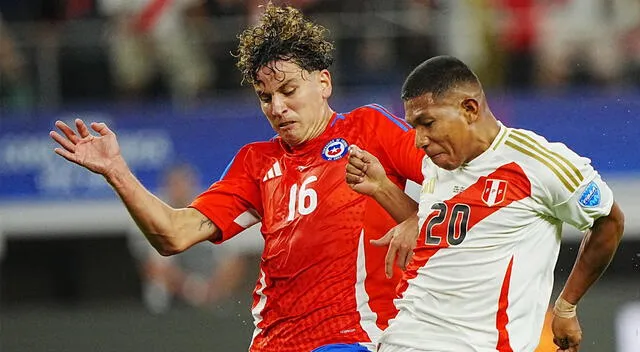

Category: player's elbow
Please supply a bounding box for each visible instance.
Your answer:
[156,245,181,257]
[154,208,204,256]
[151,234,189,256]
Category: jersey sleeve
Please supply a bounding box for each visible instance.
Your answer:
[190,145,263,243]
[536,143,614,232]
[358,104,425,184]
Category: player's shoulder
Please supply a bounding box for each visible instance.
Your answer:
[344,103,410,129]
[233,139,285,166]
[498,126,591,194]
[348,103,396,117]
[224,139,285,180]
[500,126,586,165]
[239,138,282,155]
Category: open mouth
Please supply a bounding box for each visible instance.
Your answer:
[279,121,295,128]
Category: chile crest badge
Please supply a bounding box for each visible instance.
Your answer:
[322,138,349,161]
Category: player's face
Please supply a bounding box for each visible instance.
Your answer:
[254,60,333,146]
[404,92,475,170]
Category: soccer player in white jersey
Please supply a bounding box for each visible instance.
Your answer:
[346,56,625,352]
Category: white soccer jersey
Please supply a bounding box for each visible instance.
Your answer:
[379,122,614,352]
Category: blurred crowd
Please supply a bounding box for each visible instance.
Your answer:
[0,0,639,113]
[128,162,250,314]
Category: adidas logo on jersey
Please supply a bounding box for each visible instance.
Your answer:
[263,161,282,182]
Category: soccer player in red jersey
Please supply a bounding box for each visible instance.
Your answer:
[49,4,424,352]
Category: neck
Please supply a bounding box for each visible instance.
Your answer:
[290,105,335,147]
[309,105,335,139]
[466,114,500,162]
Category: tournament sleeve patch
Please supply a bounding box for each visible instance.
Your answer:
[578,181,601,207]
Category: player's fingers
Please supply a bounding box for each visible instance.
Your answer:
[391,236,405,265]
[348,144,364,158]
[396,246,409,271]
[91,122,112,136]
[358,148,379,165]
[348,153,367,171]
[75,118,91,138]
[345,173,364,185]
[554,337,570,351]
[370,230,393,247]
[403,249,414,270]
[54,120,80,144]
[50,131,77,153]
[556,347,578,352]
[395,244,414,271]
[385,245,399,278]
[53,147,78,164]
[346,163,365,177]
[566,338,580,352]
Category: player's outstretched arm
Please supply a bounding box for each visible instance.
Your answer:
[551,201,625,352]
[50,119,220,255]
[346,144,417,223]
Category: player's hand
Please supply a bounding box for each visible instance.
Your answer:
[371,215,419,278]
[50,118,124,177]
[346,144,389,196]
[551,314,582,351]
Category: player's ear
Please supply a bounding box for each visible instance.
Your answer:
[461,98,479,124]
[319,69,332,99]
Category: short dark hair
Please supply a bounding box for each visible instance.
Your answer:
[235,4,334,85]
[401,55,479,101]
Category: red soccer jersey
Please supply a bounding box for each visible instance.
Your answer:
[191,104,424,352]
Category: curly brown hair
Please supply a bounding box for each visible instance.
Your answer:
[235,3,334,85]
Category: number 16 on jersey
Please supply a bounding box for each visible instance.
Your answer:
[287,176,319,221]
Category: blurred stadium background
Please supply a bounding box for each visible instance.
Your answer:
[0,0,639,351]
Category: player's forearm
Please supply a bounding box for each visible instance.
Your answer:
[104,157,188,254]
[373,179,418,223]
[559,203,625,304]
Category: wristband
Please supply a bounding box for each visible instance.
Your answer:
[553,297,577,318]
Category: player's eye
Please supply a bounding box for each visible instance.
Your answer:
[259,95,272,103]
[283,88,296,96]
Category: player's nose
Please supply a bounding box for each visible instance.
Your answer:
[415,131,430,150]
[270,94,288,117]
